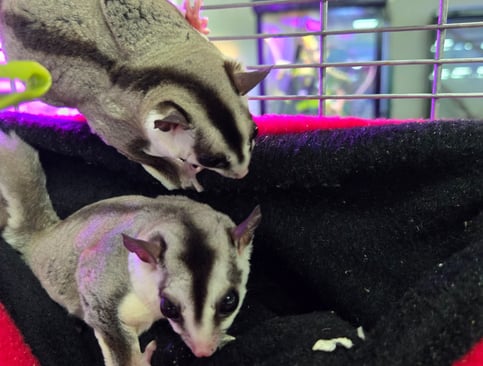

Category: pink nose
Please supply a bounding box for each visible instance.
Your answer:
[233,168,249,179]
[192,344,216,358]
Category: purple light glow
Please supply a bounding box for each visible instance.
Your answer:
[0,111,87,134]
[15,101,82,118]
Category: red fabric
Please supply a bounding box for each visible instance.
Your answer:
[0,302,40,366]
[253,114,426,135]
[453,339,483,366]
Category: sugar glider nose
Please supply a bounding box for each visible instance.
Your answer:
[191,343,216,358]
[233,168,249,179]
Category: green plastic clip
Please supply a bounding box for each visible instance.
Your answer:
[0,60,52,109]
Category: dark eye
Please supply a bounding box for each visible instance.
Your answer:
[218,290,239,316]
[197,154,229,169]
[160,296,181,320]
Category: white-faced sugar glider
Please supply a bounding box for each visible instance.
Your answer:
[0,0,270,191]
[0,130,262,365]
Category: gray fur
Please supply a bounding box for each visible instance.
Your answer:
[0,130,262,365]
[0,131,59,248]
[0,0,269,191]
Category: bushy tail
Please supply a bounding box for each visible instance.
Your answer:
[0,130,59,252]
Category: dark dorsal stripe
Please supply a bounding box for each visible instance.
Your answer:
[179,219,216,324]
[3,13,116,71]
[4,12,245,162]
[111,67,245,162]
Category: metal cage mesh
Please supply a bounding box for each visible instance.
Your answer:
[206,0,483,120]
[1,0,482,120]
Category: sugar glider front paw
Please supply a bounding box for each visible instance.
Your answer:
[183,0,210,35]
[179,161,204,192]
[141,160,204,192]
[141,340,157,365]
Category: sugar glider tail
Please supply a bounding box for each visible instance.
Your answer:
[0,130,59,251]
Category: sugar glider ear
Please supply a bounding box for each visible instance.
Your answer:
[231,205,262,255]
[154,110,190,132]
[122,233,166,267]
[232,67,272,96]
[225,60,272,96]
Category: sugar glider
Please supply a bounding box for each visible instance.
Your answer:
[0,130,262,365]
[0,0,270,191]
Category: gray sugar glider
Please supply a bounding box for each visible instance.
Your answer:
[0,0,270,191]
[0,130,262,365]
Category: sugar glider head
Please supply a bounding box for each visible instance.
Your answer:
[123,204,262,358]
[142,61,270,191]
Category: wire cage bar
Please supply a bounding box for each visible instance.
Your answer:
[1,0,482,120]
[205,0,483,120]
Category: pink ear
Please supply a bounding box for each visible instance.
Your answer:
[154,120,175,132]
[153,110,190,132]
[232,68,272,96]
[122,234,164,267]
[231,205,262,254]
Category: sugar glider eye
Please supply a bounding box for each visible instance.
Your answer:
[218,290,239,316]
[160,296,181,320]
[197,154,229,169]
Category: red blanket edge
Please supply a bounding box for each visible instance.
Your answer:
[252,114,428,135]
[0,302,40,366]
